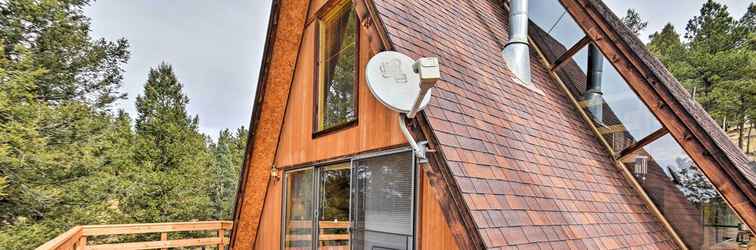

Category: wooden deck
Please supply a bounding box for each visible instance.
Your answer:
[36,221,232,250]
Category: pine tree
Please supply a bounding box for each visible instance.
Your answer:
[684,0,751,111]
[648,24,695,82]
[209,127,247,219]
[621,9,648,35]
[0,43,134,248]
[130,63,213,223]
[0,0,130,109]
[670,157,718,205]
[0,1,250,248]
[742,3,756,50]
[647,1,756,153]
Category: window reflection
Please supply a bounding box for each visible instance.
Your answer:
[318,164,351,249]
[557,46,663,153]
[632,135,746,249]
[284,169,315,250]
[317,2,357,131]
[282,151,416,250]
[529,0,585,49]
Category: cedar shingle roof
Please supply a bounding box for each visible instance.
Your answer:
[372,0,679,248]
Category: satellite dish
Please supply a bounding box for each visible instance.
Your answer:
[365,51,432,113]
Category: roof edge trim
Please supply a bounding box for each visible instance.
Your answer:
[229,0,280,246]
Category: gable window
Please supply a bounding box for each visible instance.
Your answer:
[314,1,358,134]
[282,150,416,250]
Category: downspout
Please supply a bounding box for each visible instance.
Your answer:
[585,43,604,123]
[502,0,531,84]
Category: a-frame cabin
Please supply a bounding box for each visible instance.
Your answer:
[230,0,756,249]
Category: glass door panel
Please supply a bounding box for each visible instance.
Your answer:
[318,163,351,250]
[284,169,315,250]
[352,151,414,250]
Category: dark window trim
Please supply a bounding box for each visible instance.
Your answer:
[312,1,360,138]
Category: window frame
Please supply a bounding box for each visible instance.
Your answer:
[312,0,360,137]
[279,148,418,250]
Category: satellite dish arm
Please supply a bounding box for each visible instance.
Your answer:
[402,57,440,161]
[407,57,440,119]
[399,114,425,160]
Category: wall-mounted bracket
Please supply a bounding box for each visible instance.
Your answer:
[399,114,428,162]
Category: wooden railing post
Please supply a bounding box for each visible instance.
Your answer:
[160,232,168,250]
[75,236,86,250]
[218,228,225,250]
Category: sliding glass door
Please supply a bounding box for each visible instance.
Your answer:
[281,150,415,250]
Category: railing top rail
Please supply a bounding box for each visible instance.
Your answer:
[81,220,233,236]
[34,226,83,250]
[36,221,233,250]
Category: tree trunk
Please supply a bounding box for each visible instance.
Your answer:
[702,78,713,111]
[737,95,746,148]
[738,119,745,149]
[747,123,753,155]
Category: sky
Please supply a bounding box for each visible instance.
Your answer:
[85,0,272,139]
[84,0,752,142]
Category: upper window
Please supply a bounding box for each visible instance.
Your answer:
[315,1,358,133]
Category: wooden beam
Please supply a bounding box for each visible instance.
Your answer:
[82,221,227,236]
[559,0,756,231]
[549,36,591,72]
[354,0,391,53]
[597,124,626,134]
[617,127,668,161]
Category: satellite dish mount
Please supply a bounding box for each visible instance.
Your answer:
[366,51,440,162]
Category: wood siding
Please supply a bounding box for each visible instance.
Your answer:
[273,16,406,168]
[253,179,283,249]
[419,171,461,250]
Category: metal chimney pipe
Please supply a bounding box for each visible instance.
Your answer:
[585,43,604,122]
[502,0,531,84]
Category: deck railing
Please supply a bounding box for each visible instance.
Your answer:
[35,221,232,250]
[285,220,350,249]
